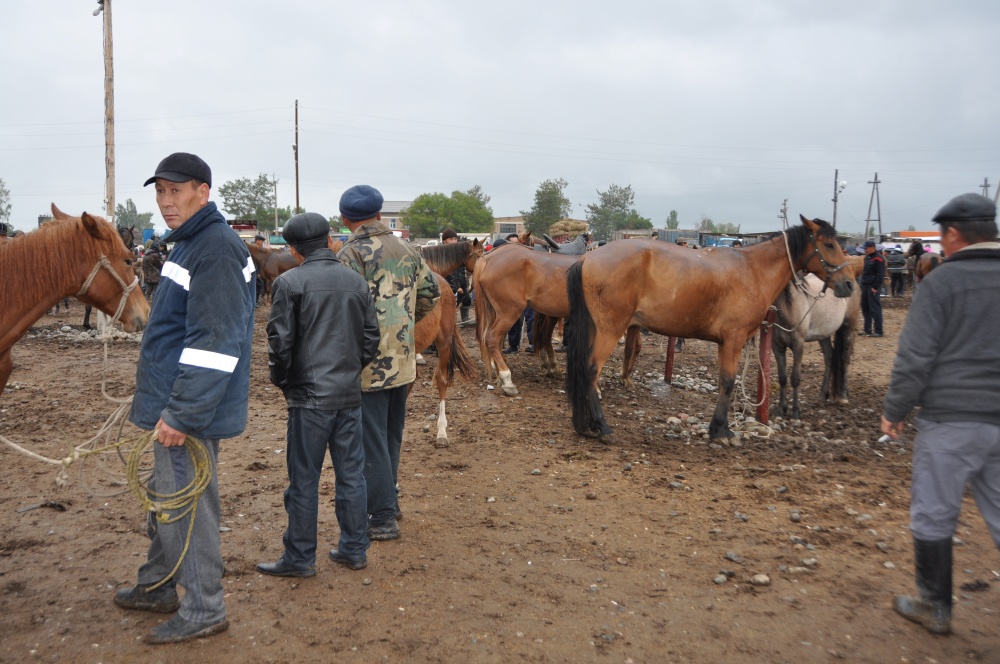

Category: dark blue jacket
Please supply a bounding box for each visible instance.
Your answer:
[860,252,886,288]
[130,202,256,439]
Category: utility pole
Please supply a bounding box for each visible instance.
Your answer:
[293,100,300,213]
[980,177,990,199]
[273,174,278,231]
[831,170,846,229]
[863,173,882,240]
[94,0,115,225]
[778,199,788,228]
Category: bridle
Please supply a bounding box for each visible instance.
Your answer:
[77,255,140,325]
[782,230,847,295]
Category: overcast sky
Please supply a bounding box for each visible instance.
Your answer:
[3,1,999,237]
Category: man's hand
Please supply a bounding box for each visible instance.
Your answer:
[880,415,905,438]
[457,288,464,295]
[155,418,187,447]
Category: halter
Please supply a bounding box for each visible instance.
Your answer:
[77,255,140,326]
[782,229,847,295]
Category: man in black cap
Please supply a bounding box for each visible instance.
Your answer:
[258,212,380,577]
[858,239,885,336]
[441,228,472,324]
[116,152,256,645]
[882,193,1000,635]
[336,185,440,542]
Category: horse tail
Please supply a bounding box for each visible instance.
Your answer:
[447,322,479,384]
[565,261,598,435]
[474,269,497,380]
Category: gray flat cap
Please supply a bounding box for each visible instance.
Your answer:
[282,212,331,244]
[932,193,996,224]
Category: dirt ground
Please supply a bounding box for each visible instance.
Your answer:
[3,294,1000,664]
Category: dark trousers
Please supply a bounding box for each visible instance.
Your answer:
[282,407,369,565]
[860,286,883,334]
[361,386,409,527]
[507,308,536,349]
[890,272,906,296]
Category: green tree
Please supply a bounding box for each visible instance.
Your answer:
[907,224,916,231]
[521,178,571,237]
[698,215,739,234]
[584,184,651,241]
[114,198,154,229]
[665,210,679,229]
[0,178,11,225]
[218,174,281,230]
[402,187,494,238]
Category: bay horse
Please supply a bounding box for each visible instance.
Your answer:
[247,242,299,303]
[772,273,860,419]
[1,204,150,396]
[905,241,941,283]
[473,242,641,395]
[410,240,483,446]
[566,216,855,442]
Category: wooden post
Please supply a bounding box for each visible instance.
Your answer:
[102,0,115,225]
[664,336,677,383]
[756,309,776,424]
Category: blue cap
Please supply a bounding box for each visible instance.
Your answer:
[339,185,384,222]
[862,240,876,249]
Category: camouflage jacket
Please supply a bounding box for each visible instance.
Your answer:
[338,221,440,391]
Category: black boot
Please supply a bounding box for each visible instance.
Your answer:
[893,537,952,634]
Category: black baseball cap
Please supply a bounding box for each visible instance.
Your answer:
[143,152,212,188]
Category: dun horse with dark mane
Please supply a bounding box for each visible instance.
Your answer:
[0,204,150,395]
[566,216,855,442]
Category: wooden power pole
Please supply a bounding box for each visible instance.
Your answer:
[293,100,300,213]
[863,173,882,240]
[95,0,115,224]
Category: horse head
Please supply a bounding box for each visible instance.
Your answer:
[905,240,925,258]
[464,239,484,273]
[794,215,855,298]
[53,204,149,332]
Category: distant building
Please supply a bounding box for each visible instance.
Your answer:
[381,201,411,238]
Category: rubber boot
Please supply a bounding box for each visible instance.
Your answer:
[893,537,952,634]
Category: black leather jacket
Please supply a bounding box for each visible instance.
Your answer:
[266,249,380,410]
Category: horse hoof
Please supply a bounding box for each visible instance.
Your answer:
[434,437,448,449]
[502,385,519,397]
[597,432,617,445]
[836,398,849,406]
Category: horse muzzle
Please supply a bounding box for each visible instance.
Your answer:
[831,278,855,298]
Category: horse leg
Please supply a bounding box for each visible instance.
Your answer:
[487,314,521,396]
[0,349,12,396]
[433,330,451,449]
[534,314,558,376]
[83,305,93,330]
[790,338,803,420]
[773,341,789,418]
[817,338,834,403]
[621,325,642,386]
[708,340,742,441]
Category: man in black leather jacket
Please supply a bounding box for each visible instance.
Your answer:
[258,212,380,576]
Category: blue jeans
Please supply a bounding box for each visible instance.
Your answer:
[361,386,409,527]
[507,307,536,349]
[283,407,369,564]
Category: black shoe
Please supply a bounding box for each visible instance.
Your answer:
[555,346,568,353]
[328,549,368,570]
[367,521,400,541]
[871,333,883,338]
[525,345,534,354]
[144,613,230,645]
[502,347,518,354]
[114,583,180,613]
[256,559,316,578]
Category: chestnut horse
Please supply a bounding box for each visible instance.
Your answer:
[411,240,483,446]
[247,242,299,303]
[905,241,941,283]
[1,204,150,396]
[566,216,855,442]
[474,242,641,396]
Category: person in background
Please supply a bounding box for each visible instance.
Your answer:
[337,185,440,542]
[141,242,164,301]
[441,228,472,324]
[116,152,255,644]
[887,244,907,297]
[258,212,380,577]
[858,240,885,337]
[882,193,1000,635]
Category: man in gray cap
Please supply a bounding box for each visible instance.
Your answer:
[117,152,256,644]
[259,212,380,576]
[858,239,886,336]
[336,185,440,541]
[883,192,1000,635]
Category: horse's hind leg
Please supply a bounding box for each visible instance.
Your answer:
[708,340,742,441]
[621,325,642,386]
[790,339,804,420]
[773,342,789,417]
[433,335,451,448]
[0,349,13,396]
[817,338,834,403]
[486,314,521,396]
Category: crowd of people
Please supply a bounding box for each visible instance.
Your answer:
[100,152,1000,644]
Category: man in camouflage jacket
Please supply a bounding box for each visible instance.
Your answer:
[337,185,440,541]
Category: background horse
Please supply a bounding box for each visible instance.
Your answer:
[905,241,941,282]
[247,242,299,303]
[1,204,149,396]
[566,216,855,442]
[474,242,640,395]
[410,240,482,447]
[772,273,860,419]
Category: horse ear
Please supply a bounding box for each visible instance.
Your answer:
[51,203,71,220]
[80,212,104,239]
[799,214,819,231]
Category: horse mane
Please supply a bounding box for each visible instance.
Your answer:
[418,240,472,273]
[781,218,836,261]
[0,215,115,299]
[906,240,926,257]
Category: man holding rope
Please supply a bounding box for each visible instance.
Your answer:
[114,153,255,644]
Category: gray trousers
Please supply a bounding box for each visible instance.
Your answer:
[911,418,1000,546]
[138,438,225,624]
